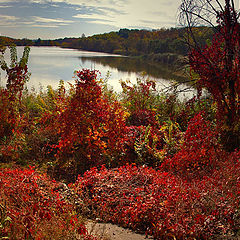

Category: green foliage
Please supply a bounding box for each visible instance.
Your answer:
[0,45,30,94]
[120,75,157,113]
[0,203,11,239]
[0,46,30,163]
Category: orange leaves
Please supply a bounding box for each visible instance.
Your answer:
[43,69,128,174]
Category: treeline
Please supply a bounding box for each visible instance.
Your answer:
[62,28,190,55]
[0,27,214,60]
[56,27,214,56]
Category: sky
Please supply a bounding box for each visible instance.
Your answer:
[0,0,182,39]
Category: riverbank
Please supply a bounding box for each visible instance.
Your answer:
[60,45,186,68]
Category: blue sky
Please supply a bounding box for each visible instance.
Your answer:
[0,0,182,39]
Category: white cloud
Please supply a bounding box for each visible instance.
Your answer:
[27,16,75,28]
[0,14,19,27]
[34,16,74,24]
[0,14,18,21]
[89,19,114,25]
[51,0,124,8]
[2,0,182,29]
[74,12,114,22]
[73,0,181,29]
[0,0,184,38]
[31,24,59,28]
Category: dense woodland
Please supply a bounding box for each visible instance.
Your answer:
[0,27,214,64]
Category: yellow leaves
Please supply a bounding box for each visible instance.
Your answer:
[88,127,103,141]
[101,141,107,149]
[114,108,121,116]
[154,149,167,162]
[123,110,130,120]
[159,200,168,206]
[166,233,176,240]
[160,120,182,145]
[37,96,47,108]
[92,134,98,141]
[47,85,55,100]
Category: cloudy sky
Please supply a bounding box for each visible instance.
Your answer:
[0,0,182,39]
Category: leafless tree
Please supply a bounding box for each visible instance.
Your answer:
[179,0,240,49]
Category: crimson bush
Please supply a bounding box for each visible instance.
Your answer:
[163,112,223,178]
[0,166,97,240]
[74,160,240,239]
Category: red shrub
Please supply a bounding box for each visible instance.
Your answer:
[164,112,224,178]
[42,69,127,178]
[74,161,240,239]
[0,46,30,162]
[0,166,97,240]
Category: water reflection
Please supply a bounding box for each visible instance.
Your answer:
[0,46,193,99]
[79,56,185,82]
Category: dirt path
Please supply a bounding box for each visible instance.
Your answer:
[86,220,154,240]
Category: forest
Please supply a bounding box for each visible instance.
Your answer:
[0,0,240,239]
[0,26,214,65]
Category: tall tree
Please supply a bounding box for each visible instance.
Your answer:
[180,0,240,150]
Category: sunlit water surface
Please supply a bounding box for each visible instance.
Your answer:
[0,46,195,99]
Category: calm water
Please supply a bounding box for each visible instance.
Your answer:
[0,46,194,98]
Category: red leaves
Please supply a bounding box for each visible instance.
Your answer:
[164,112,223,178]
[0,47,30,162]
[0,57,238,239]
[40,69,128,177]
[0,167,96,239]
[74,161,240,239]
[77,224,88,235]
[189,5,240,149]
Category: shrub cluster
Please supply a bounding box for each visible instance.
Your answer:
[74,159,240,240]
[0,46,239,239]
[0,166,97,240]
[163,112,223,178]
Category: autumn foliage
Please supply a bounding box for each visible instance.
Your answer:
[42,69,128,179]
[163,112,223,178]
[0,46,30,162]
[74,159,240,239]
[0,166,97,239]
[0,31,240,239]
[188,2,240,150]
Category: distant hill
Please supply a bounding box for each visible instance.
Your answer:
[0,27,214,65]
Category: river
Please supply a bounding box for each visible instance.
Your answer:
[0,46,194,99]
